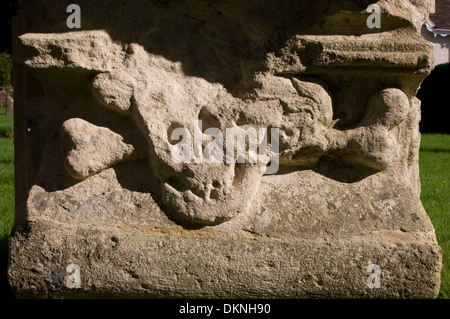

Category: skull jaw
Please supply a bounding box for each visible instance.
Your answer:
[160,163,264,227]
[162,184,239,226]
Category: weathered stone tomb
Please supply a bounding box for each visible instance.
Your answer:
[9,0,442,298]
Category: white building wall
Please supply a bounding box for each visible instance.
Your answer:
[421,25,450,65]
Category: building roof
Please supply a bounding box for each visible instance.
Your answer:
[425,0,450,37]
[432,0,450,30]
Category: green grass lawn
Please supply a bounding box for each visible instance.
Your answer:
[419,134,450,299]
[0,105,14,298]
[0,106,13,138]
[0,127,448,298]
[0,137,14,298]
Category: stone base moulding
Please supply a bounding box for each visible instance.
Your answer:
[8,219,442,299]
[8,168,442,298]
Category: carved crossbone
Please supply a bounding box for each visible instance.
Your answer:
[18,31,409,226]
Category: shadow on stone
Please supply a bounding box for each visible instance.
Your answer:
[0,235,14,299]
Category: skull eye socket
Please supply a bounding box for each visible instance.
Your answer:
[212,180,221,188]
[198,107,221,133]
[167,122,185,145]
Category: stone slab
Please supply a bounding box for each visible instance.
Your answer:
[9,219,441,299]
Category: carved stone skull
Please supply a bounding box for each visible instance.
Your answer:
[18,30,409,227]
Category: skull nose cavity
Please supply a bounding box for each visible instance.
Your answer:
[210,189,221,200]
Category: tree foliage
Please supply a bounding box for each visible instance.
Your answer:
[0,52,12,86]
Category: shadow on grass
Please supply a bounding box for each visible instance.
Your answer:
[419,147,450,153]
[0,235,14,299]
